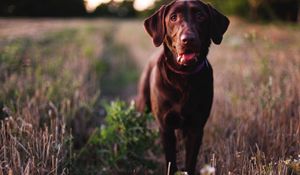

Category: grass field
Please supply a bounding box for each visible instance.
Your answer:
[0,18,299,175]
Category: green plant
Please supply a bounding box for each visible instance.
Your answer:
[206,0,249,17]
[73,100,160,175]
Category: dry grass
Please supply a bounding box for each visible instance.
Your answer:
[0,108,68,175]
[197,18,300,174]
[0,17,299,174]
[0,21,117,174]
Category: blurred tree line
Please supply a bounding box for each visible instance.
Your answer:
[0,0,86,17]
[0,0,299,22]
[209,0,299,22]
[92,1,136,18]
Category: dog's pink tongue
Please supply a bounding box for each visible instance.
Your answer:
[178,53,196,64]
[182,53,196,61]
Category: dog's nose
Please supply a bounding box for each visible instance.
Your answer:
[181,33,195,45]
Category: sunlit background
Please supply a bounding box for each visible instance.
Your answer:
[85,0,156,12]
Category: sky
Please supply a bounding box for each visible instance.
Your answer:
[85,0,156,12]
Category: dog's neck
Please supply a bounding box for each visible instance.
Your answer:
[165,58,208,75]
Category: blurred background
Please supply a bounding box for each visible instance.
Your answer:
[0,0,299,22]
[0,0,300,175]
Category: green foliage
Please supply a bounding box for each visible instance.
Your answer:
[206,0,249,16]
[73,100,159,175]
[92,1,136,18]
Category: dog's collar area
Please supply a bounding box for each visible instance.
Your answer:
[165,58,208,75]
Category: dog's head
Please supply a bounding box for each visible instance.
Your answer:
[144,0,229,67]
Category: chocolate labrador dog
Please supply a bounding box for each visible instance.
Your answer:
[136,0,229,174]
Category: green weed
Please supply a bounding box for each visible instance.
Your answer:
[72,100,159,175]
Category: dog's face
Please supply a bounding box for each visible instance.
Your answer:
[165,0,210,66]
[144,0,229,67]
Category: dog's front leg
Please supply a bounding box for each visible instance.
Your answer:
[183,128,204,175]
[160,127,177,175]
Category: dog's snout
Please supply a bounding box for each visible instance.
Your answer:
[180,33,195,45]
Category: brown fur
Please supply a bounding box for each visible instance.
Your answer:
[136,1,229,174]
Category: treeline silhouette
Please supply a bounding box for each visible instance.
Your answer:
[0,0,298,22]
[0,0,86,17]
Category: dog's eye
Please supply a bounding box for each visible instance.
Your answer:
[196,12,205,22]
[170,14,177,22]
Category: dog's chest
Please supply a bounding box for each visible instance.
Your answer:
[156,74,212,111]
[150,63,213,118]
[175,80,208,112]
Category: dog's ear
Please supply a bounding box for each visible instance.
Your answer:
[207,4,230,45]
[144,5,166,47]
